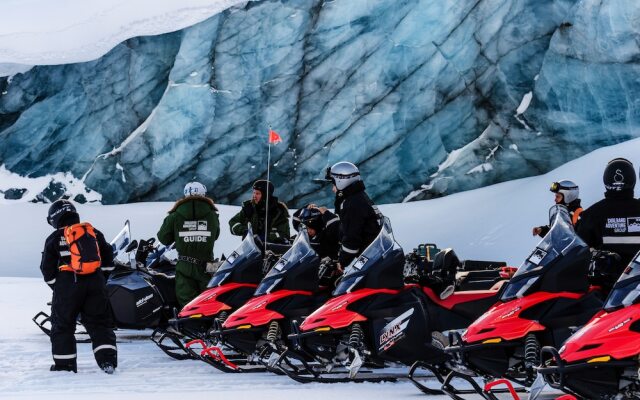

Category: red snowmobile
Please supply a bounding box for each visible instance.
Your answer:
[191,228,330,373]
[272,220,510,388]
[151,226,270,360]
[440,205,604,399]
[536,251,640,400]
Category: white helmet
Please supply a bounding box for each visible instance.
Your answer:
[184,181,207,197]
[550,180,579,204]
[328,161,361,190]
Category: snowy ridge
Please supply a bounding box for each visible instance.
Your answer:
[0,164,101,205]
[0,0,250,76]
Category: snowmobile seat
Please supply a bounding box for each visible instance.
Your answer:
[455,269,503,291]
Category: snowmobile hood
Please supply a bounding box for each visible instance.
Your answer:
[559,303,640,363]
[462,292,583,343]
[299,289,400,331]
[222,291,311,329]
[178,283,257,318]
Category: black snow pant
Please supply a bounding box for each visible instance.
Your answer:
[50,271,117,369]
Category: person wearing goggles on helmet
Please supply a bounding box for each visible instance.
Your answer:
[324,162,383,270]
[576,158,640,288]
[532,180,583,237]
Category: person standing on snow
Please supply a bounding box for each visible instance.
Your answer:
[40,199,117,374]
[532,180,583,237]
[228,179,290,244]
[157,182,220,307]
[326,161,382,270]
[576,158,640,288]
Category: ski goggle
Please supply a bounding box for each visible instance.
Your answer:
[550,181,577,193]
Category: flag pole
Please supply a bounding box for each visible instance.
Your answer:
[264,129,272,253]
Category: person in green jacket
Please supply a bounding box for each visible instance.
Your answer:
[157,182,220,307]
[229,180,290,244]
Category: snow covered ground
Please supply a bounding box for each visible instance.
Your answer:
[0,138,638,398]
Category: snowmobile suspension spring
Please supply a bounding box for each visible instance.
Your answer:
[217,311,228,323]
[524,333,540,369]
[267,321,280,342]
[349,323,364,348]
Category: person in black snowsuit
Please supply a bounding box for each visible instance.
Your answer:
[292,205,341,259]
[326,161,382,269]
[532,180,583,238]
[576,158,640,290]
[40,200,117,374]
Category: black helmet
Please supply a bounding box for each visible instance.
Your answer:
[299,208,323,232]
[603,158,636,192]
[47,200,77,228]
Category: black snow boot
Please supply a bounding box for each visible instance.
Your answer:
[50,364,77,373]
[99,362,115,374]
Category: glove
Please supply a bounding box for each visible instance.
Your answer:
[206,260,224,274]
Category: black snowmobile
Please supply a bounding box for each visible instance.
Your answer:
[33,221,179,337]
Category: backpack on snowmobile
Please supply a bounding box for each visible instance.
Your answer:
[62,222,102,275]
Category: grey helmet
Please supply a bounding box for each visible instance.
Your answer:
[550,180,579,204]
[328,161,361,190]
[184,181,207,197]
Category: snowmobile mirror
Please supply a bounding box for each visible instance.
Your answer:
[439,284,455,300]
[125,240,138,253]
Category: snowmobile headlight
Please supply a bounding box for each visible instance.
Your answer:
[587,356,610,363]
[189,314,203,319]
[237,324,252,330]
[482,338,502,344]
[314,327,331,332]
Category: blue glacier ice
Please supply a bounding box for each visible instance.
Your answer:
[1,0,639,206]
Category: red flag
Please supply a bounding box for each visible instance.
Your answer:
[268,129,282,145]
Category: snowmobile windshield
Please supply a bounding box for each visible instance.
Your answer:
[501,205,587,301]
[208,226,261,288]
[604,252,640,311]
[333,219,401,295]
[254,229,318,295]
[111,221,132,266]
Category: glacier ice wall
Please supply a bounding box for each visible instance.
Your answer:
[1,0,639,206]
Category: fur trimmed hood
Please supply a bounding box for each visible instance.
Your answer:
[169,196,217,213]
